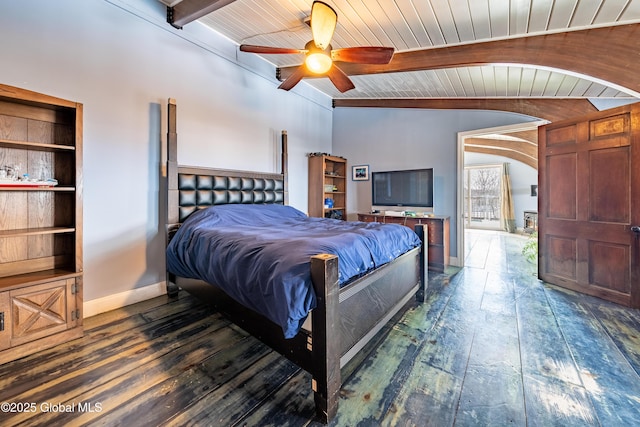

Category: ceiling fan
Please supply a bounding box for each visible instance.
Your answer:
[239,1,394,93]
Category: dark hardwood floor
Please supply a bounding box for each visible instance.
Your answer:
[2,229,640,426]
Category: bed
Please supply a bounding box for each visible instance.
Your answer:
[164,99,428,423]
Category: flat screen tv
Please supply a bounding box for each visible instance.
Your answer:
[372,168,434,211]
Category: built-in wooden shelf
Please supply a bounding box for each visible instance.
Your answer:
[0,186,75,191]
[309,155,348,220]
[0,269,80,291]
[0,138,76,151]
[0,82,83,363]
[0,227,76,238]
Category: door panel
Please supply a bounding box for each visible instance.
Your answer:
[9,279,74,347]
[589,147,629,223]
[539,103,640,307]
[547,153,577,219]
[545,235,576,280]
[589,241,629,293]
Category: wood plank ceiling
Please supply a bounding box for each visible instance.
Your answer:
[161,0,640,115]
[160,0,640,167]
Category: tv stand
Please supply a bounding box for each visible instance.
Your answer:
[358,213,450,272]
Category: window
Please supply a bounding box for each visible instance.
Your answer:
[464,165,502,230]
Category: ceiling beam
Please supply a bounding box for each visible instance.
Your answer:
[281,23,640,97]
[465,137,537,156]
[332,98,597,122]
[465,136,537,163]
[167,0,237,29]
[464,145,537,169]
[507,130,538,144]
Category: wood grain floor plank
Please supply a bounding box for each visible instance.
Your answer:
[87,334,270,426]
[82,292,195,330]
[332,323,421,425]
[14,324,249,427]
[516,282,582,385]
[455,363,526,426]
[522,372,597,426]
[0,292,206,387]
[416,270,485,378]
[456,320,524,426]
[544,287,640,426]
[452,265,525,426]
[3,310,231,425]
[381,362,462,426]
[379,278,467,426]
[588,302,640,374]
[165,350,301,426]
[233,369,317,427]
[0,304,222,402]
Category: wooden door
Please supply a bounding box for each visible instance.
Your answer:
[539,103,640,307]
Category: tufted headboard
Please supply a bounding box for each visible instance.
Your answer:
[165,98,289,231]
[175,168,285,222]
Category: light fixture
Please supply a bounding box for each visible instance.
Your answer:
[304,40,333,74]
[306,52,332,74]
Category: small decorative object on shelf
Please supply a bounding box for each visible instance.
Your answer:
[326,209,343,220]
[308,152,346,160]
[324,198,334,209]
[0,165,58,187]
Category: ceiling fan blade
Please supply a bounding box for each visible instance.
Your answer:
[240,45,306,55]
[326,64,355,93]
[331,47,395,64]
[311,1,337,50]
[278,64,308,91]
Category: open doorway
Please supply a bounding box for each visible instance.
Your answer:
[456,120,547,267]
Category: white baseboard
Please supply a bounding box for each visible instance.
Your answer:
[449,256,460,267]
[83,281,166,318]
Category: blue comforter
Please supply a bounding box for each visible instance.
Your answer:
[166,204,421,338]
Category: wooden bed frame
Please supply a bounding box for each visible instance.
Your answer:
[164,99,428,423]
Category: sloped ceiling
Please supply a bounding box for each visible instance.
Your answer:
[159,0,640,166]
[160,0,640,121]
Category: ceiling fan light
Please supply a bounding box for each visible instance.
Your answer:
[306,52,332,74]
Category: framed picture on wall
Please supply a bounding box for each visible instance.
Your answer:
[352,165,370,181]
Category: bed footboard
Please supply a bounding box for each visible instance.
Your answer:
[308,223,428,422]
[310,254,341,421]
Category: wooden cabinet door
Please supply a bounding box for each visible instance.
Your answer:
[539,104,640,307]
[8,279,78,347]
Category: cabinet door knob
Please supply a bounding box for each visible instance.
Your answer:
[631,226,640,233]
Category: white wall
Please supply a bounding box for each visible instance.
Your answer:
[0,0,332,305]
[332,107,538,259]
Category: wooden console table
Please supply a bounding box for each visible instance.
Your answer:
[357,213,450,272]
